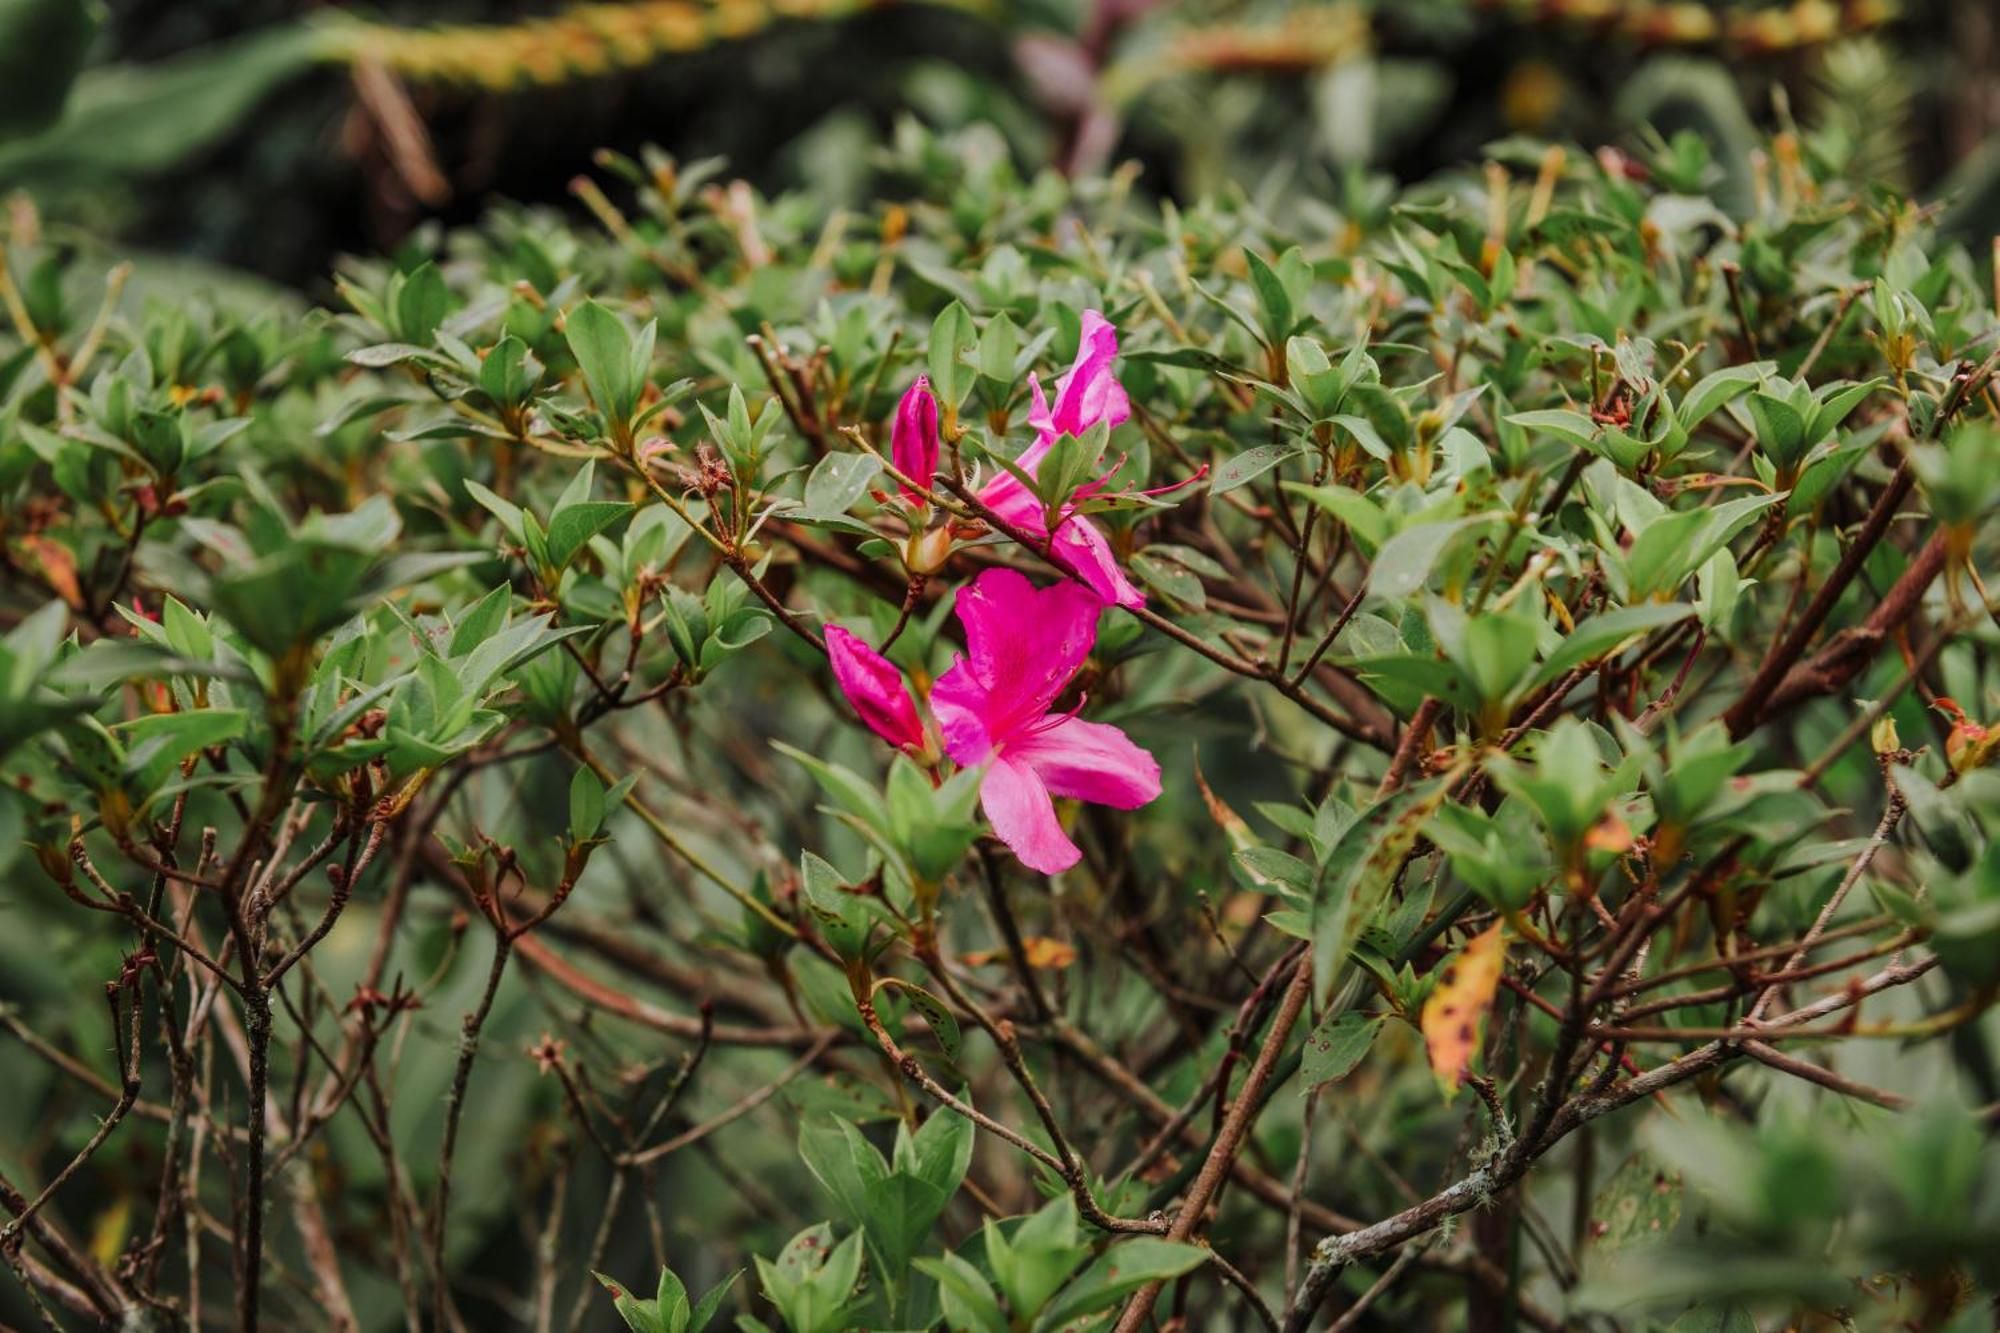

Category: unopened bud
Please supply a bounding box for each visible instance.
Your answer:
[904,525,955,575]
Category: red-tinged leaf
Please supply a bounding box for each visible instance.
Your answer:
[1421,923,1507,1093]
[21,535,81,608]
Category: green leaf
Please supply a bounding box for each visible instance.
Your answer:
[1454,610,1540,706]
[0,0,98,137]
[1035,1238,1208,1329]
[772,741,890,834]
[48,641,244,690]
[977,312,1019,385]
[159,595,214,662]
[1806,377,1885,442]
[927,301,978,410]
[861,1172,949,1271]
[447,585,511,658]
[1234,846,1315,900]
[116,709,247,789]
[1330,412,1394,462]
[898,1100,974,1198]
[1347,383,1413,452]
[1348,653,1480,718]
[1587,1153,1683,1253]
[796,452,881,520]
[687,1270,739,1332]
[1314,778,1448,997]
[1678,363,1770,427]
[344,343,432,369]
[568,765,606,842]
[1667,1309,1757,1333]
[1529,603,1694,689]
[1131,549,1204,608]
[655,1267,692,1333]
[566,300,642,422]
[874,977,961,1063]
[1284,482,1389,553]
[394,262,448,345]
[545,501,631,571]
[799,852,876,961]
[0,24,324,182]
[799,1116,886,1225]
[911,1254,1006,1333]
[1300,1009,1382,1091]
[1286,335,1348,416]
[1505,407,1600,452]
[1211,444,1300,495]
[1244,248,1294,343]
[595,1272,664,1333]
[463,479,525,541]
[1744,390,1808,467]
[478,334,543,409]
[1368,516,1498,601]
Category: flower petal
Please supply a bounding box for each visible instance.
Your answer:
[930,656,996,767]
[826,625,925,751]
[981,755,1081,874]
[1048,310,1130,440]
[952,568,1101,738]
[890,376,939,503]
[1049,511,1146,609]
[976,375,1057,518]
[1010,715,1161,810]
[1025,371,1056,446]
[977,462,1048,536]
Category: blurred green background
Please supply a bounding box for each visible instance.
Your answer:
[3,0,1997,290]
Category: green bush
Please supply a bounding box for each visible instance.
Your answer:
[1,119,1998,1332]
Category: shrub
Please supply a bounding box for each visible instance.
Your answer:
[1,122,1998,1331]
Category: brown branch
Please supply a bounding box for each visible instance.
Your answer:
[619,1031,834,1166]
[1112,956,1315,1331]
[1758,529,1949,721]
[1284,952,1939,1329]
[1721,458,1917,738]
[1738,1040,1909,1109]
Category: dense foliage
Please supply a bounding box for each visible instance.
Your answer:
[8,0,1997,284]
[3,113,2000,1332]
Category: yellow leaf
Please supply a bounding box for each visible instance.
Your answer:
[1194,756,1257,854]
[89,1193,131,1268]
[961,936,1076,970]
[1420,923,1507,1093]
[1019,937,1077,969]
[1583,808,1633,855]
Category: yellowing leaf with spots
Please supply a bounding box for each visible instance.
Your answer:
[1421,923,1507,1093]
[961,936,1077,970]
[1018,936,1077,969]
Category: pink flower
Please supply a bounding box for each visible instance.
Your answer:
[976,311,1145,609]
[930,568,1161,873]
[890,376,939,505]
[826,625,926,753]
[1028,309,1131,442]
[823,569,1162,874]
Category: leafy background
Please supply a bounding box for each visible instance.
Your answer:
[1,3,1999,1333]
[7,0,1999,283]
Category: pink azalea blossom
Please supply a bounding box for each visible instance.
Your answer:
[823,568,1162,874]
[975,310,1146,609]
[890,376,939,505]
[930,569,1161,873]
[825,626,926,753]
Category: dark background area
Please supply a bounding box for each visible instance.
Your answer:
[7,0,1996,292]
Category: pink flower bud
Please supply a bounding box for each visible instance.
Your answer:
[891,376,940,505]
